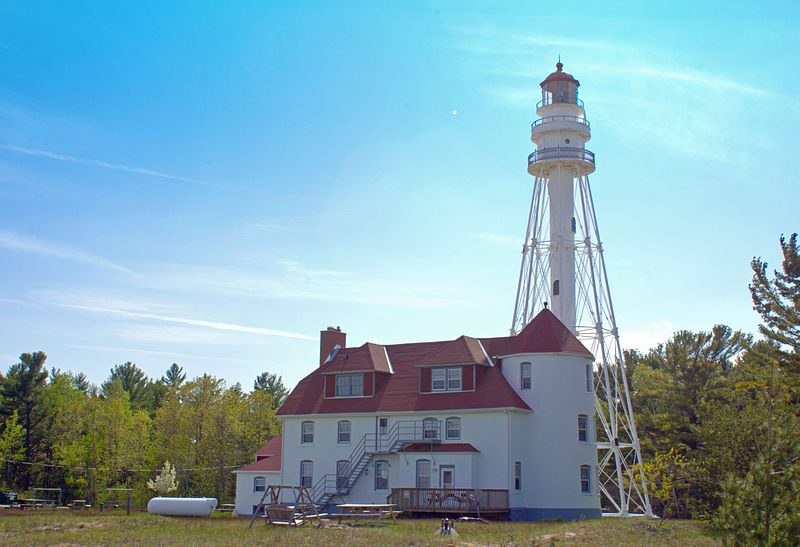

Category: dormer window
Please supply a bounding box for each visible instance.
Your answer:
[432,367,461,392]
[336,373,364,397]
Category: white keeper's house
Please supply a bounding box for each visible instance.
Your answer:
[233,308,601,520]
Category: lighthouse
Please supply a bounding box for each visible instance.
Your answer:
[511,62,653,517]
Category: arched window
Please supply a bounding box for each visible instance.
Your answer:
[445,417,461,440]
[375,460,389,490]
[578,414,588,442]
[337,420,351,444]
[253,476,266,492]
[301,421,314,443]
[520,362,532,390]
[300,460,313,488]
[416,459,431,488]
[580,465,591,494]
[422,417,439,440]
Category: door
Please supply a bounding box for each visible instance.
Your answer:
[440,465,455,489]
[377,417,389,451]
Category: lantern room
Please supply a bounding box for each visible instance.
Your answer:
[539,62,581,107]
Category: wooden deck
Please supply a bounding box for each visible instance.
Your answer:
[387,488,508,515]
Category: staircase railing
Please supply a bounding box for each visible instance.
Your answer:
[311,418,442,505]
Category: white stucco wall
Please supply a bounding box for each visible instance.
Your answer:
[501,352,600,513]
[233,470,281,515]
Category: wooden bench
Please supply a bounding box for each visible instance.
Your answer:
[217,503,235,513]
[263,504,327,526]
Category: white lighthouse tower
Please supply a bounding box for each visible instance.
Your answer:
[511,61,653,517]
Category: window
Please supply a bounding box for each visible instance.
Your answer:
[375,460,389,490]
[445,417,461,440]
[301,421,314,444]
[432,367,462,392]
[423,417,439,440]
[521,362,531,390]
[553,279,560,295]
[571,217,577,233]
[378,417,389,435]
[416,460,431,488]
[514,461,522,491]
[336,460,348,491]
[253,476,266,492]
[586,364,593,392]
[441,465,454,489]
[578,414,588,442]
[338,420,351,444]
[300,460,313,488]
[336,373,364,397]
[580,465,591,494]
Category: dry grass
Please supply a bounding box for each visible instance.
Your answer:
[0,509,720,545]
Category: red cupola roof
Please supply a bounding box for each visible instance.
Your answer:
[540,61,580,88]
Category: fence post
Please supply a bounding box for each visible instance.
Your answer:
[127,492,132,515]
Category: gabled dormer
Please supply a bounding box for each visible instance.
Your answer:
[417,335,493,394]
[321,341,393,399]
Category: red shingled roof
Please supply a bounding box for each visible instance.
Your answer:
[277,309,592,416]
[418,336,492,367]
[235,435,282,473]
[320,342,392,374]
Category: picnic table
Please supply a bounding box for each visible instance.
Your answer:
[17,498,55,509]
[336,504,400,526]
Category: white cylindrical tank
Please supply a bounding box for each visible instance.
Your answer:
[147,497,218,517]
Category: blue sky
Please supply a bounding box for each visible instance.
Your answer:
[1,1,797,390]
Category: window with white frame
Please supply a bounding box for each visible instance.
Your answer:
[431,367,462,391]
[416,459,431,488]
[423,417,439,440]
[445,417,461,440]
[586,364,592,392]
[300,460,313,488]
[336,373,364,397]
[301,421,314,443]
[580,465,591,494]
[521,362,532,390]
[338,420,351,444]
[578,414,588,442]
[375,460,389,490]
[253,476,266,492]
[514,461,522,491]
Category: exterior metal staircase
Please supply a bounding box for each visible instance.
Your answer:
[310,419,441,507]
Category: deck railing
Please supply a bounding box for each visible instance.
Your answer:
[528,146,595,166]
[387,488,508,514]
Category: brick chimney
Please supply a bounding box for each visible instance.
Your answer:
[320,326,346,366]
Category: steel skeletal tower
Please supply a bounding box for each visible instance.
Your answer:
[511,62,652,517]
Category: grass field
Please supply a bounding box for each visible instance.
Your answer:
[0,510,720,545]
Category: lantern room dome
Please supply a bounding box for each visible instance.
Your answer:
[540,62,580,88]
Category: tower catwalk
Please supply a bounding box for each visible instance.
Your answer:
[511,62,652,517]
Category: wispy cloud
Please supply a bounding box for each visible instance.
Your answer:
[0,144,219,187]
[133,260,461,309]
[586,64,769,96]
[470,232,521,247]
[0,229,132,273]
[63,343,265,365]
[60,302,315,341]
[620,319,675,352]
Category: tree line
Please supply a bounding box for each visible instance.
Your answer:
[0,356,286,506]
[627,233,799,543]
